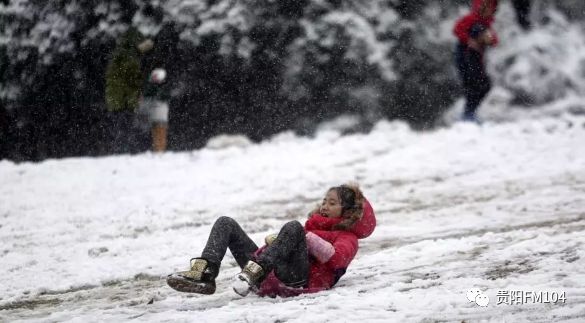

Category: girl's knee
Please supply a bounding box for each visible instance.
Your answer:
[216,216,236,226]
[283,220,303,232]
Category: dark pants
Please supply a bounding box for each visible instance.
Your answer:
[512,0,531,30]
[201,216,309,287]
[455,43,491,119]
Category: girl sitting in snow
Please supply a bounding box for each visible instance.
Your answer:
[167,183,376,298]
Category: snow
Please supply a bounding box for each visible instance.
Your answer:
[1,111,584,322]
[489,3,585,106]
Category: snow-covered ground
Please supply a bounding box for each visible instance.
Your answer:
[1,110,584,322]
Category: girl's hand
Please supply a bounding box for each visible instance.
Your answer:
[468,39,482,51]
[306,232,335,263]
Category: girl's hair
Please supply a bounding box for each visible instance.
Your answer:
[330,183,365,231]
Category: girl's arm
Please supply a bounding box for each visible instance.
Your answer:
[326,233,359,270]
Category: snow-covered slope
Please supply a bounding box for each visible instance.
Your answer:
[1,114,584,322]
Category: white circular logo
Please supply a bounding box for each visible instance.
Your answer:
[466,289,481,302]
[475,293,490,307]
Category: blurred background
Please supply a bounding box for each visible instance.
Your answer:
[1,0,584,162]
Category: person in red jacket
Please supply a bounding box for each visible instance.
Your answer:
[453,0,499,122]
[167,183,376,298]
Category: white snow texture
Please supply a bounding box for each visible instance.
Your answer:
[1,111,585,322]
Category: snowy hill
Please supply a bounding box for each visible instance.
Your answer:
[1,114,584,322]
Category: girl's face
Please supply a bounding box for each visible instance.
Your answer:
[320,190,343,218]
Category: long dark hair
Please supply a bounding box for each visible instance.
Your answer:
[330,183,365,231]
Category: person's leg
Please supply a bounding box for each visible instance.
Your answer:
[256,220,309,287]
[462,51,491,121]
[512,0,531,30]
[167,216,258,294]
[456,44,476,120]
[464,77,491,121]
[454,43,468,82]
[463,90,479,120]
[201,216,259,269]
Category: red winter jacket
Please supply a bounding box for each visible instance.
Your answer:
[256,199,376,297]
[454,0,499,46]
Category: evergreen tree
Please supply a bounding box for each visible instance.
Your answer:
[2,0,584,161]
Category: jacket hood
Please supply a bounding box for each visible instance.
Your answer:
[472,0,498,16]
[349,199,376,239]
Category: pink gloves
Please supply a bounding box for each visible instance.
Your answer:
[305,232,335,263]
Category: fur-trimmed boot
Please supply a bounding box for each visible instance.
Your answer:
[167,258,219,294]
[232,260,266,297]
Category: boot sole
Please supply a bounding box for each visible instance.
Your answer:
[232,274,251,297]
[166,274,216,294]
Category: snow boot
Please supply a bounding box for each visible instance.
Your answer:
[461,111,481,124]
[232,260,266,297]
[167,258,219,294]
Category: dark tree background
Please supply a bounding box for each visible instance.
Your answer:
[1,0,583,161]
